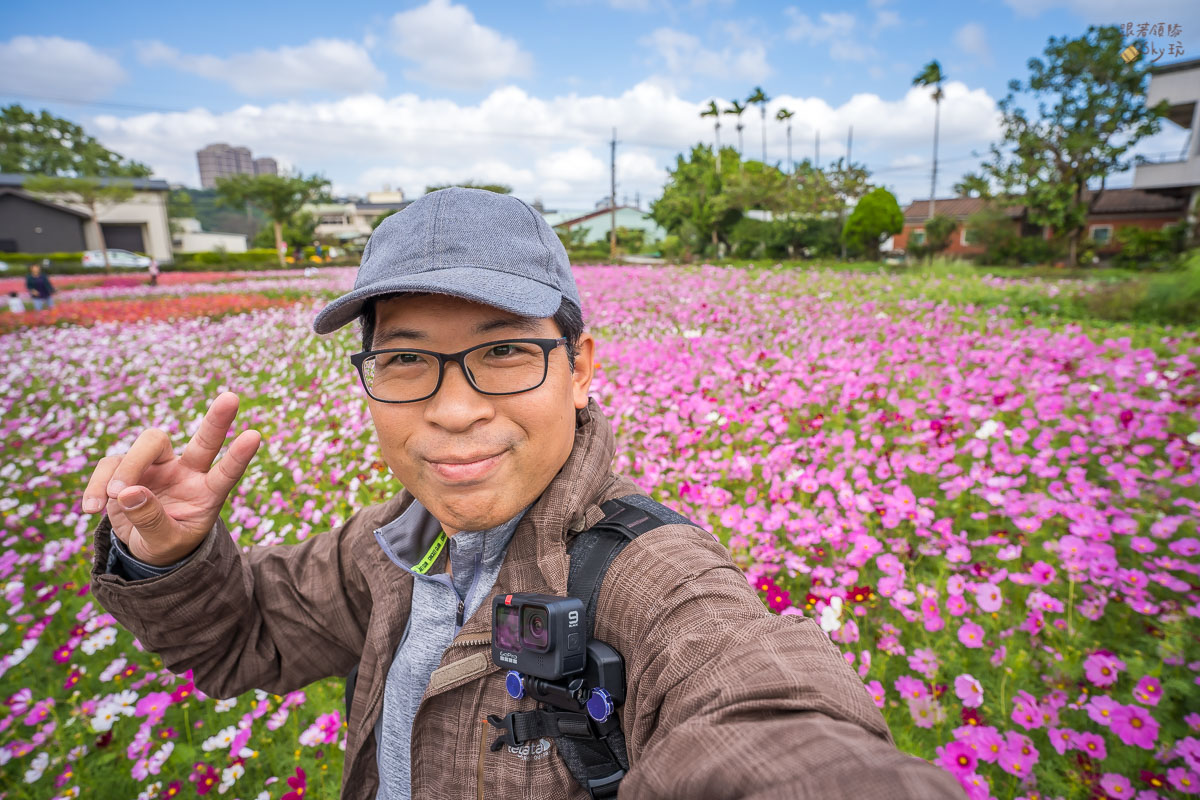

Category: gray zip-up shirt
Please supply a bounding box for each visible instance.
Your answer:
[370,497,528,800]
[106,498,529,800]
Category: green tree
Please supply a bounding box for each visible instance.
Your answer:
[215,173,330,267]
[912,60,946,217]
[923,214,960,261]
[747,86,770,163]
[981,25,1168,265]
[827,157,873,260]
[168,189,196,234]
[251,211,318,250]
[723,100,747,161]
[953,172,991,198]
[1,104,152,177]
[842,187,903,260]
[651,144,742,257]
[424,180,512,194]
[700,101,722,175]
[776,108,795,173]
[25,175,136,273]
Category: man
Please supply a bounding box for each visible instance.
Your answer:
[25,262,55,310]
[83,188,964,799]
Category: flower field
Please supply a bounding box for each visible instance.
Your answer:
[1,264,1198,799]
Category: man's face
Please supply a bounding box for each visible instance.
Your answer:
[366,293,595,536]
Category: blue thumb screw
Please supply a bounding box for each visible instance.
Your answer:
[586,688,614,722]
[505,671,525,700]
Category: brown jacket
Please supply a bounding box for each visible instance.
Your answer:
[90,397,965,799]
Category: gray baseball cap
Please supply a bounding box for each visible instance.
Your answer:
[312,187,581,336]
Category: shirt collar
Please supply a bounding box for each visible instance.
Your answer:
[374,495,528,579]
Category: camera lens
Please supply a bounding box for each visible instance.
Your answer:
[522,606,550,651]
[495,605,521,651]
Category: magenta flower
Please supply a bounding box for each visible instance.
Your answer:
[1047,727,1075,756]
[134,691,171,724]
[1084,652,1127,687]
[954,674,984,708]
[1168,767,1199,795]
[895,675,928,701]
[938,740,978,776]
[189,761,219,795]
[1010,690,1042,731]
[1099,772,1133,798]
[864,680,886,708]
[282,766,308,800]
[1072,730,1108,760]
[1087,695,1121,727]
[1110,704,1159,749]
[1133,675,1163,707]
[957,621,985,649]
[974,583,1002,612]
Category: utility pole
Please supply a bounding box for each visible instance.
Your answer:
[610,127,617,260]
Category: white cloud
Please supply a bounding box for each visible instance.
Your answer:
[137,39,383,97]
[872,9,900,36]
[784,9,878,62]
[0,36,126,101]
[954,23,993,66]
[87,78,1001,209]
[639,27,771,89]
[389,0,533,89]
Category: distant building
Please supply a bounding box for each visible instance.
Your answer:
[304,192,412,243]
[253,157,278,177]
[1133,57,1199,231]
[893,189,1188,258]
[0,173,173,262]
[544,206,667,246]
[197,143,277,189]
[172,218,249,253]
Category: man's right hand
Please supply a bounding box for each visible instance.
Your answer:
[81,392,262,567]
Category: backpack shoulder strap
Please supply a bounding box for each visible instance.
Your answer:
[556,494,697,798]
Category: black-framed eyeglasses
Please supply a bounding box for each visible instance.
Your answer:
[350,337,568,404]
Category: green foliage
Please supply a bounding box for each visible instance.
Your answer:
[965,207,1063,265]
[168,189,196,221]
[953,172,990,198]
[651,144,743,257]
[842,187,903,258]
[423,180,511,194]
[25,175,135,209]
[215,173,330,227]
[1112,223,1188,271]
[981,25,1169,264]
[923,214,959,258]
[613,226,647,253]
[0,104,152,177]
[372,209,401,230]
[251,212,318,249]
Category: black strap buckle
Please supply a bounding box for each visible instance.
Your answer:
[487,712,522,752]
[587,769,625,799]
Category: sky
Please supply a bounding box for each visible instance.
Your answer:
[2,0,1196,211]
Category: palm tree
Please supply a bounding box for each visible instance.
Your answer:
[913,59,945,217]
[700,100,722,175]
[747,86,770,163]
[775,107,795,173]
[723,100,747,160]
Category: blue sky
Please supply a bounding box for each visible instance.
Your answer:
[3,0,1196,209]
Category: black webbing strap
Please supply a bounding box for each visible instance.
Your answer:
[553,494,693,799]
[487,709,593,751]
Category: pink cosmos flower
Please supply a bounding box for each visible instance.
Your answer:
[957,621,985,649]
[1168,767,1199,795]
[938,740,978,776]
[282,767,308,800]
[957,772,990,800]
[1133,676,1162,707]
[1010,690,1042,731]
[963,726,1004,764]
[946,594,969,616]
[1047,727,1075,756]
[1099,772,1133,798]
[135,691,171,724]
[1110,704,1159,749]
[865,680,886,708]
[1186,712,1200,732]
[1088,695,1121,727]
[908,648,939,680]
[908,695,944,729]
[954,674,984,708]
[974,584,1002,612]
[1072,731,1107,760]
[1084,653,1127,687]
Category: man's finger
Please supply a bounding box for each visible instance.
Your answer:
[114,486,183,565]
[205,429,262,501]
[105,428,175,501]
[82,455,122,514]
[179,392,240,473]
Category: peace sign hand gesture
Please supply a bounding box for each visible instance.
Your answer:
[82,392,262,567]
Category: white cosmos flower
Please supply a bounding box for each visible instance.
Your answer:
[975,420,999,440]
[90,704,119,732]
[820,597,844,633]
[1187,432,1200,447]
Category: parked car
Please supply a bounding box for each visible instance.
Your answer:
[83,249,152,269]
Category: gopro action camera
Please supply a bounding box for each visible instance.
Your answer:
[491,592,586,680]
